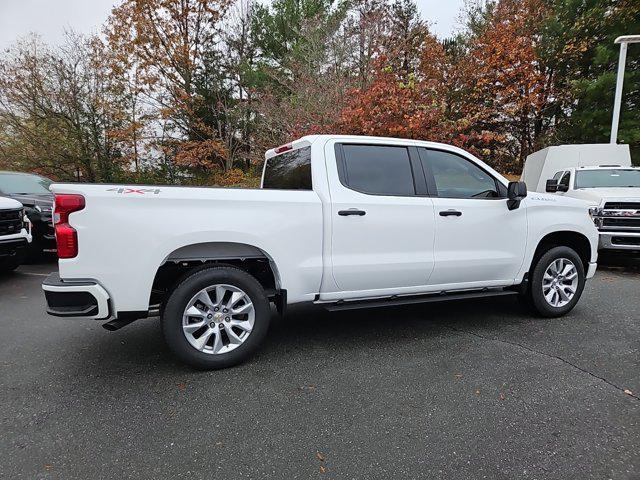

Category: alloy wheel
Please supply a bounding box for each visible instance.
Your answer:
[542,258,579,308]
[182,284,255,354]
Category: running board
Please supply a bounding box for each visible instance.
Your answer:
[321,289,518,312]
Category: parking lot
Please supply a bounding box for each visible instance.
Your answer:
[1,255,639,479]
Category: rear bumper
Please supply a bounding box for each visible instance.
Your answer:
[42,272,111,319]
[599,232,640,251]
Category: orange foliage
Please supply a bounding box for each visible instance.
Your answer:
[336,0,553,172]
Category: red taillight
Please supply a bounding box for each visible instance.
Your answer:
[54,194,85,259]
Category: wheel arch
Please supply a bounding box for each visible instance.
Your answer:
[530,231,592,273]
[150,241,283,311]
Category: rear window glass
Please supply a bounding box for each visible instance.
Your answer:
[262,147,312,190]
[340,145,415,196]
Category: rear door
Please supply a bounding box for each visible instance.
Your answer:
[419,148,527,287]
[325,141,436,295]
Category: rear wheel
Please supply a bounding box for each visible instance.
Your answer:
[526,246,586,317]
[161,266,271,369]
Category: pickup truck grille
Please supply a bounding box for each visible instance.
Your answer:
[0,208,23,236]
[604,202,640,210]
[597,202,640,233]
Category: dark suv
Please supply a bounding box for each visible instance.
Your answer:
[0,171,55,257]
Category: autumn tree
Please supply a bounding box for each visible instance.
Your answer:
[454,0,555,170]
[106,0,233,176]
[248,0,353,146]
[0,34,126,181]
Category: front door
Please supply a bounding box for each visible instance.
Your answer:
[419,148,527,287]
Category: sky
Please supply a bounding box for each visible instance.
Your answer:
[0,0,465,51]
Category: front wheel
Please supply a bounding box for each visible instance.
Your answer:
[161,266,271,369]
[526,246,586,318]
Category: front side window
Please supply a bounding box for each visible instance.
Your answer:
[552,171,564,181]
[575,169,640,188]
[338,144,415,196]
[559,171,571,188]
[262,147,312,190]
[421,149,501,199]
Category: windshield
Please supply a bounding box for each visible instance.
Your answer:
[0,173,53,194]
[575,169,640,189]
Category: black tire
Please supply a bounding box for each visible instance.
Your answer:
[0,256,20,272]
[527,246,586,318]
[161,265,271,370]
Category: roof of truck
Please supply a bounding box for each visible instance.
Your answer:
[264,135,471,159]
[572,165,640,171]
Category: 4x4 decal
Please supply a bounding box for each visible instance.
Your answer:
[106,187,161,195]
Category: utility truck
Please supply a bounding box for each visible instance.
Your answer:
[42,135,599,369]
[545,166,640,251]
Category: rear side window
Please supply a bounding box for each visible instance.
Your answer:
[263,147,312,190]
[338,145,415,196]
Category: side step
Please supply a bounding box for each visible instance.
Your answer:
[322,289,518,312]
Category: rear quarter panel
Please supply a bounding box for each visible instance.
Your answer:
[51,184,323,312]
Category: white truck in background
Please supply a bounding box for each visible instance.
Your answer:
[42,135,598,369]
[522,144,640,251]
[0,196,31,271]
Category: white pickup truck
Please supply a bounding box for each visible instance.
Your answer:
[544,166,640,251]
[42,135,599,369]
[0,196,31,271]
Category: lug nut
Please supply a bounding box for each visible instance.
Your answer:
[225,317,230,322]
[213,307,219,312]
[209,322,215,328]
[222,308,228,313]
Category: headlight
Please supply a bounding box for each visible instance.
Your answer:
[588,206,602,227]
[22,210,31,232]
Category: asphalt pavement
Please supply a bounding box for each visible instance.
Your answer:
[0,255,639,479]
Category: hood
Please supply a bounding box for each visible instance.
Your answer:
[0,196,24,209]
[572,187,640,204]
[7,192,54,209]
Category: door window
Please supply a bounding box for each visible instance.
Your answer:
[337,145,416,196]
[559,171,571,189]
[421,149,502,199]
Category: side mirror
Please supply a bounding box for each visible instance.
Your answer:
[507,181,527,210]
[545,179,558,192]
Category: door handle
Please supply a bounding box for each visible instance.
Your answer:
[439,210,462,217]
[338,209,366,216]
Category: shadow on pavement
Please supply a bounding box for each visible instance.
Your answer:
[598,250,640,271]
